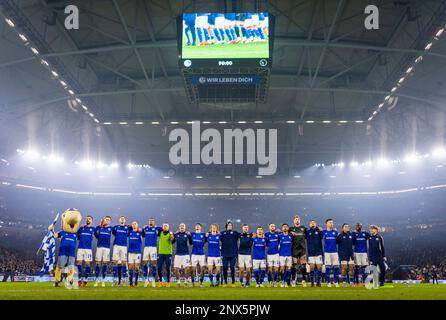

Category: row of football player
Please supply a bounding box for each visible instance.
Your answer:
[52,214,386,289]
[183,13,269,46]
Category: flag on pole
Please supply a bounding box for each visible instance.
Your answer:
[38,213,59,276]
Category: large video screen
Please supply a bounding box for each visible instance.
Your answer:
[179,12,273,67]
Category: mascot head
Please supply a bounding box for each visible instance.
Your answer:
[61,208,82,233]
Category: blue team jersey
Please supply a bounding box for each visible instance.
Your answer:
[238,233,253,255]
[265,232,280,255]
[252,237,266,260]
[58,231,77,257]
[191,232,206,255]
[206,233,221,257]
[306,227,323,256]
[128,230,142,253]
[337,232,354,260]
[279,234,293,256]
[225,13,236,21]
[322,230,338,253]
[113,225,129,246]
[77,225,95,250]
[142,226,161,247]
[95,225,113,248]
[184,13,196,25]
[174,232,190,255]
[352,231,369,253]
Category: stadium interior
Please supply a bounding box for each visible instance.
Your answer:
[1,0,446,285]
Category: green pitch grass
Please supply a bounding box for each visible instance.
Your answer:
[0,283,445,300]
[181,40,269,59]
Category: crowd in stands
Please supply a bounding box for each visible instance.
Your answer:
[0,247,41,277]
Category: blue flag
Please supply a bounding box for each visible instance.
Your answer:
[38,213,59,276]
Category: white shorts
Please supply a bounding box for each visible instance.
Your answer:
[341,258,355,265]
[207,256,222,267]
[324,252,339,266]
[279,256,292,268]
[112,245,127,262]
[308,255,323,265]
[225,20,235,28]
[238,254,252,268]
[267,254,280,267]
[253,259,266,269]
[251,15,260,26]
[215,16,225,28]
[128,253,141,264]
[354,253,369,266]
[76,249,93,262]
[174,255,191,268]
[142,246,157,261]
[191,254,206,267]
[244,18,252,28]
[95,247,110,262]
[196,16,208,28]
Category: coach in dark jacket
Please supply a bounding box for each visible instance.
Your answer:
[368,225,387,286]
[220,222,240,287]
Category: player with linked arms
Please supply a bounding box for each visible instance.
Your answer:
[52,213,385,289]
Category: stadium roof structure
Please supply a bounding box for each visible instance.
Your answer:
[1,0,446,182]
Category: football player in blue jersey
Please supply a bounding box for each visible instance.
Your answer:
[322,218,340,287]
[306,220,323,287]
[112,216,130,286]
[76,215,95,287]
[196,13,210,45]
[183,13,197,46]
[252,227,267,287]
[206,223,222,287]
[238,224,253,288]
[174,223,192,287]
[279,224,293,287]
[352,222,370,287]
[128,221,143,287]
[337,223,355,287]
[190,223,207,287]
[265,223,280,287]
[94,216,113,287]
[142,217,162,287]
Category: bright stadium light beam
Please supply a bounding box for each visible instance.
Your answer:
[96,161,107,169]
[404,153,420,164]
[77,160,93,170]
[377,157,390,168]
[24,149,40,160]
[350,161,359,168]
[432,147,446,158]
[110,162,120,169]
[47,154,64,164]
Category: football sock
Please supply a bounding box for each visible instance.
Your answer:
[77,265,83,280]
[113,266,118,280]
[84,266,90,281]
[143,265,148,279]
[333,267,340,283]
[326,267,331,283]
[101,265,107,280]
